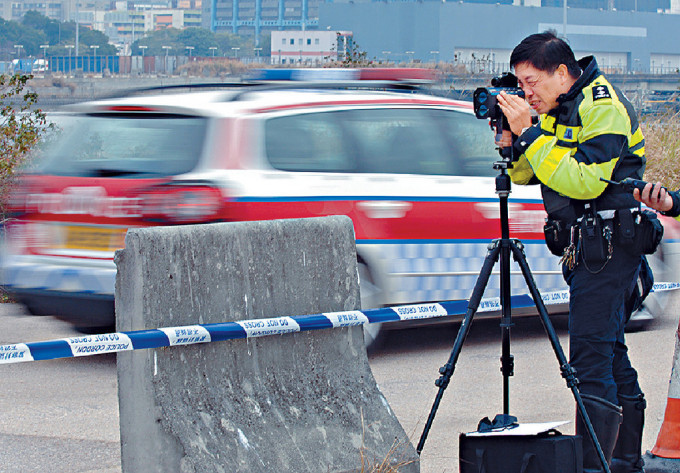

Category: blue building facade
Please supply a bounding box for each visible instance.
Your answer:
[204,0,673,39]
[204,0,319,38]
[203,0,680,73]
[542,0,669,12]
[317,2,680,73]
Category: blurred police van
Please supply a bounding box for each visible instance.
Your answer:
[2,68,678,345]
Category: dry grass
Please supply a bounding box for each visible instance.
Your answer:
[641,110,680,190]
[175,58,257,78]
[357,408,419,472]
[359,437,418,473]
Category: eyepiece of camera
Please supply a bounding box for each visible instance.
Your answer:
[491,72,519,88]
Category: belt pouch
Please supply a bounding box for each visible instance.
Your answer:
[579,213,609,266]
[614,208,636,248]
[639,210,664,254]
[633,210,664,255]
[459,431,583,473]
[543,219,570,257]
[615,209,664,255]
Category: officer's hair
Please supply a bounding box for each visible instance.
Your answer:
[510,30,581,78]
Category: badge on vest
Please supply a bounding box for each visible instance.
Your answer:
[563,128,573,140]
[593,85,611,101]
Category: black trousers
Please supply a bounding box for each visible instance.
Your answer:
[563,246,644,405]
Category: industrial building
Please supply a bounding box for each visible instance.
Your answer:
[270,29,351,65]
[198,0,680,72]
[202,0,679,38]
[316,1,680,73]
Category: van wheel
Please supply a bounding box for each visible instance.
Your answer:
[20,297,54,316]
[358,261,385,351]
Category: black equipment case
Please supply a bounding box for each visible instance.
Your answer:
[459,430,583,473]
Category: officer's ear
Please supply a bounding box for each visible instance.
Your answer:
[555,64,576,90]
[555,64,569,81]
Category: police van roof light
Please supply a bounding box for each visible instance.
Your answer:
[251,68,435,82]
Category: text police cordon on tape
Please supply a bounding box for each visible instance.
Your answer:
[2,283,678,365]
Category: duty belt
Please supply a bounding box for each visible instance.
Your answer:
[575,207,639,222]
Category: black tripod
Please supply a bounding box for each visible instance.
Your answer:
[416,157,612,473]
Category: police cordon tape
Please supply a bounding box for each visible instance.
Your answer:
[2,282,679,365]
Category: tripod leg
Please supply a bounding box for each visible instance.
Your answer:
[416,242,502,455]
[509,241,612,473]
[499,238,514,416]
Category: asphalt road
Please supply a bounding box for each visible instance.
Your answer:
[0,304,120,473]
[0,296,678,473]
[372,295,680,473]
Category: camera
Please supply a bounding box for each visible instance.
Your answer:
[473,73,525,161]
[473,73,525,120]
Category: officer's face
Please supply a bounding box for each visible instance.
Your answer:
[514,62,574,115]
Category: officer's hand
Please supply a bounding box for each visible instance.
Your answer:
[497,92,533,136]
[495,129,513,149]
[634,182,673,212]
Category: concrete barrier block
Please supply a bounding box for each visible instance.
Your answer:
[115,216,419,473]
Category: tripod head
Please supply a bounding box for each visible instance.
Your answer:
[493,156,514,172]
[493,153,514,200]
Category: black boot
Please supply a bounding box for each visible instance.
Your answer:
[577,393,623,472]
[611,393,646,473]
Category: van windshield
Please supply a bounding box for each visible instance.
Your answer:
[39,113,207,177]
[265,107,500,177]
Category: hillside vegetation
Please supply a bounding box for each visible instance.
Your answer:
[641,111,680,190]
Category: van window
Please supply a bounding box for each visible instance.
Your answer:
[264,108,498,176]
[39,113,207,177]
[265,112,355,172]
[429,108,500,177]
[341,108,458,175]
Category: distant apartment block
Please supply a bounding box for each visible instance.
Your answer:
[0,0,202,45]
[270,30,351,65]
[142,8,202,30]
[104,7,201,43]
[0,0,109,22]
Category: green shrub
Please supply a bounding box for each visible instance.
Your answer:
[0,73,50,221]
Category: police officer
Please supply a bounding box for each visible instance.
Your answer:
[497,31,647,473]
